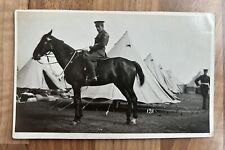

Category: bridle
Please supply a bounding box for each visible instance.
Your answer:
[36,38,83,77]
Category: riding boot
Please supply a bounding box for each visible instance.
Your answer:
[85,59,97,82]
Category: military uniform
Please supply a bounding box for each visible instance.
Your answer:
[88,30,109,59]
[195,73,210,110]
[84,21,109,83]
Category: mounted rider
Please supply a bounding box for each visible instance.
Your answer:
[84,21,109,83]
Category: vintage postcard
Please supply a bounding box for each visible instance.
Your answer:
[13,10,215,139]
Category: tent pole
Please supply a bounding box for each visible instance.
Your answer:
[105,101,113,116]
[58,101,74,111]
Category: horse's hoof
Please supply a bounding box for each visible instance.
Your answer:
[105,111,109,116]
[72,119,80,125]
[72,121,79,125]
[131,118,137,125]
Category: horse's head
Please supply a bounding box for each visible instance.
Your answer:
[33,30,54,60]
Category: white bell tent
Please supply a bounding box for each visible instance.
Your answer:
[144,53,180,97]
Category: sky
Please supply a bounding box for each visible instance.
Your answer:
[15,10,215,83]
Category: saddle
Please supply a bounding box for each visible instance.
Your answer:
[90,57,109,69]
[78,51,109,79]
[79,50,109,69]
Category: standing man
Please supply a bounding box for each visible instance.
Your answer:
[84,21,109,83]
[195,69,210,110]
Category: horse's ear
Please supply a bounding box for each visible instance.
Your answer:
[47,29,52,36]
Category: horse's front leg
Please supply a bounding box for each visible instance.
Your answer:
[73,87,82,125]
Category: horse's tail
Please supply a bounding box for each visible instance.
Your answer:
[133,61,145,86]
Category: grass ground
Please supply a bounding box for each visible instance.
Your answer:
[15,93,209,133]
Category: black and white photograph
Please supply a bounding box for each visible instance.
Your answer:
[13,10,214,139]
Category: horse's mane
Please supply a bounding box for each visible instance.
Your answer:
[51,36,76,54]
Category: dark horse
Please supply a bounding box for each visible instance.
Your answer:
[33,30,145,125]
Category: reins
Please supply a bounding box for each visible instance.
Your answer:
[37,48,84,78]
[58,48,84,76]
[58,50,77,76]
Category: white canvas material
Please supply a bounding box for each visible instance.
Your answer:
[144,53,181,97]
[17,58,67,89]
[162,69,183,94]
[82,31,179,104]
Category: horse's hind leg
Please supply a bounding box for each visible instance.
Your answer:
[128,88,138,124]
[115,84,132,124]
[126,96,132,124]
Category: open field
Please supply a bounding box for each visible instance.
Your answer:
[15,93,209,133]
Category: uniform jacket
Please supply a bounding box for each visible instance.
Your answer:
[89,30,109,58]
[195,74,210,86]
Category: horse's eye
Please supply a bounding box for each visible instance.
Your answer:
[44,41,48,45]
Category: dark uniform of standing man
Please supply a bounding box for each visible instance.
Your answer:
[84,21,109,83]
[195,69,210,110]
